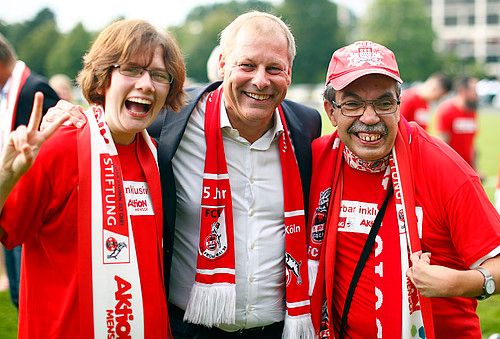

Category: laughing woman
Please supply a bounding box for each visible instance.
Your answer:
[0,19,185,339]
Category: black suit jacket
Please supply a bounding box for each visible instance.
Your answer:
[148,82,322,289]
[14,73,59,128]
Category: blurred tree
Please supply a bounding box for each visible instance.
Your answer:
[6,8,57,54]
[171,0,274,83]
[357,0,443,83]
[46,23,93,80]
[278,0,346,84]
[17,21,61,76]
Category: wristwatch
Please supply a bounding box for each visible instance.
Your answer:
[475,266,496,300]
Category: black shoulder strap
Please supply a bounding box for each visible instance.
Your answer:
[338,186,394,339]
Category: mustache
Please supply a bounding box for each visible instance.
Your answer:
[347,120,388,135]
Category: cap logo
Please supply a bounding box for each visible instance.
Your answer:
[347,46,384,67]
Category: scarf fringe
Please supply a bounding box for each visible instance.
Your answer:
[308,259,319,296]
[183,282,236,326]
[282,313,316,339]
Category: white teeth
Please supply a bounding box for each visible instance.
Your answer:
[359,134,381,142]
[127,97,152,105]
[246,92,270,100]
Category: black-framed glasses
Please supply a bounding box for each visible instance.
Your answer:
[112,64,173,84]
[331,97,400,117]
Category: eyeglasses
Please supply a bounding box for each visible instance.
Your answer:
[331,97,400,117]
[112,64,173,84]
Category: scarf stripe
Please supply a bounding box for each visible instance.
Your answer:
[77,105,163,338]
[183,87,314,338]
[0,61,30,148]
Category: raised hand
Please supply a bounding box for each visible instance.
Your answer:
[0,92,70,192]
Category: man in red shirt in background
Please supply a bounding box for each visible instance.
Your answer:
[400,72,452,130]
[435,76,479,169]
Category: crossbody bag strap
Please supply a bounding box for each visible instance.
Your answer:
[338,186,394,339]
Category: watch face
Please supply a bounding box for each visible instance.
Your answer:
[485,280,496,294]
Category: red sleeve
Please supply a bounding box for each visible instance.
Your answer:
[445,177,500,267]
[400,91,416,122]
[0,127,78,249]
[435,102,453,133]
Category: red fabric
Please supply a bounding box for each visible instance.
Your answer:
[436,100,477,166]
[325,41,402,89]
[309,121,500,338]
[400,88,430,130]
[0,126,170,339]
[332,164,402,338]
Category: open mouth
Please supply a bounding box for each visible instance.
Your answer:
[244,92,271,101]
[357,132,382,142]
[125,97,152,116]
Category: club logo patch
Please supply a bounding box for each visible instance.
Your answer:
[200,220,228,259]
[311,188,331,244]
[348,42,384,67]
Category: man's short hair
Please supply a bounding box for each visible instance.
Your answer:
[430,72,453,93]
[219,11,296,66]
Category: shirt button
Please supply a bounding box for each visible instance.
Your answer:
[249,208,254,216]
[249,275,255,282]
[250,242,256,250]
[249,177,255,184]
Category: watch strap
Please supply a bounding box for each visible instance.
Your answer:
[475,266,494,300]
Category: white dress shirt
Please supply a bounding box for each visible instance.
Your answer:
[170,92,287,330]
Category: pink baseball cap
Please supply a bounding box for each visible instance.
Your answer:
[325,41,403,90]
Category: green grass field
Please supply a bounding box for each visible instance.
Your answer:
[0,109,498,338]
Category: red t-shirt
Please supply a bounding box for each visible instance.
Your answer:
[333,164,402,339]
[0,126,169,339]
[400,88,430,130]
[436,100,477,167]
[332,130,500,338]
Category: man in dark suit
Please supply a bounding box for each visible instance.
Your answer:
[0,33,59,308]
[149,11,321,339]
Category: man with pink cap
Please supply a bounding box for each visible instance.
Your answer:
[307,41,500,339]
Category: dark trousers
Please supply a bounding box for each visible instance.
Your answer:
[169,303,284,339]
[4,245,21,309]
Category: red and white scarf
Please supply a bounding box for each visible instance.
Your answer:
[308,119,435,339]
[183,87,315,338]
[77,106,164,338]
[0,60,30,149]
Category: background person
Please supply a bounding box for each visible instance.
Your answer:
[0,19,185,338]
[49,73,74,103]
[308,40,500,339]
[435,76,479,170]
[0,32,59,310]
[399,72,452,130]
[206,44,222,83]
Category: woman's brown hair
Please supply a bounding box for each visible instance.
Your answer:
[77,19,185,111]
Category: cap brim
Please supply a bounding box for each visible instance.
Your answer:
[329,68,403,90]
